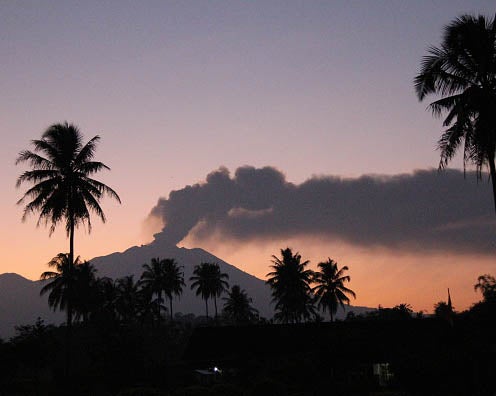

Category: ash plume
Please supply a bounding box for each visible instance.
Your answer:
[149,166,496,254]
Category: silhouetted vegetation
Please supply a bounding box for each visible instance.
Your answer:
[140,258,185,322]
[2,245,495,396]
[434,300,454,318]
[222,285,259,325]
[414,14,496,211]
[8,14,496,391]
[190,262,229,319]
[16,122,121,269]
[266,248,315,323]
[17,123,121,379]
[474,274,496,302]
[312,258,356,321]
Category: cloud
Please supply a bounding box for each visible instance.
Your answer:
[149,166,496,254]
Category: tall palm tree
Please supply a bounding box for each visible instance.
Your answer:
[40,254,101,378]
[190,262,229,318]
[140,258,168,322]
[312,259,356,322]
[40,253,80,329]
[222,285,259,324]
[16,122,121,268]
[266,248,315,323]
[41,254,99,326]
[161,258,185,320]
[414,14,496,211]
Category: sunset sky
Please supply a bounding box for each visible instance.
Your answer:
[1,1,495,313]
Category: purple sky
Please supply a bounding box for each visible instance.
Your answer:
[2,1,495,311]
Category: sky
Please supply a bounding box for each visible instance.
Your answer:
[1,1,495,313]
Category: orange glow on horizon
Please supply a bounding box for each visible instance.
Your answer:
[3,195,492,316]
[181,233,492,314]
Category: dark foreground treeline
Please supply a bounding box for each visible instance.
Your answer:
[1,301,495,396]
[0,315,194,396]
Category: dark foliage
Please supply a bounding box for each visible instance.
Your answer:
[415,14,496,210]
[190,262,229,319]
[266,248,315,323]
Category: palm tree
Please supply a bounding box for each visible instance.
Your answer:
[222,285,259,324]
[312,259,356,322]
[161,258,185,320]
[392,303,414,319]
[114,275,141,324]
[16,122,121,268]
[41,254,100,326]
[40,254,103,379]
[72,260,98,323]
[140,258,168,322]
[190,262,229,318]
[40,253,80,329]
[90,276,117,324]
[266,248,315,323]
[414,14,496,211]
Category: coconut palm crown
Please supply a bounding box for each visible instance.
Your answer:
[222,284,259,324]
[266,248,315,323]
[414,14,496,210]
[190,262,229,318]
[312,258,356,322]
[140,257,185,321]
[16,122,121,265]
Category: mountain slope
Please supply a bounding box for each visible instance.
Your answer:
[90,240,274,319]
[0,273,63,339]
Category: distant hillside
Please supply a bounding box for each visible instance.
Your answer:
[0,273,63,339]
[0,239,373,338]
[90,240,274,319]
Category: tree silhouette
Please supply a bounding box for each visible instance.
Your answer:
[16,122,121,269]
[266,248,315,323]
[114,275,142,324]
[434,301,455,319]
[312,259,356,322]
[40,253,83,329]
[414,14,496,211]
[140,258,168,322]
[161,258,185,320]
[190,262,229,319]
[41,254,102,325]
[72,260,98,323]
[474,274,496,302]
[90,276,118,324]
[393,303,414,318]
[222,285,259,324]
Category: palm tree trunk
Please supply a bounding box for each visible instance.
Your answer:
[69,198,75,269]
[158,291,162,323]
[67,209,74,381]
[488,153,496,213]
[65,303,73,380]
[69,221,74,268]
[330,310,334,322]
[67,304,73,330]
[214,296,218,319]
[169,297,173,321]
[205,298,209,318]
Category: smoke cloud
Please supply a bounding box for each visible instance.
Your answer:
[149,166,496,254]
